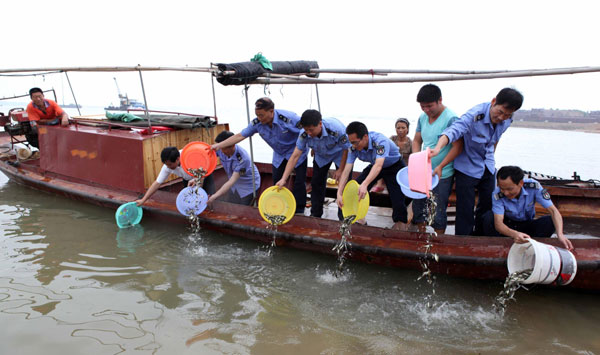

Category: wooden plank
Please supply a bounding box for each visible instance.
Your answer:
[141,125,229,188]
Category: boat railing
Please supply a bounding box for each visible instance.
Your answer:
[126,108,217,122]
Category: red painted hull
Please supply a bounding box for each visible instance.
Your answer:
[2,157,600,291]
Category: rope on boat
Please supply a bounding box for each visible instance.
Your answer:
[523,170,563,180]
[524,170,600,187]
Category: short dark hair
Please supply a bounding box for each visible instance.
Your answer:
[29,87,43,97]
[300,109,322,127]
[497,166,524,184]
[215,130,234,143]
[346,121,368,138]
[255,97,274,111]
[395,117,410,129]
[416,84,442,103]
[495,88,524,111]
[160,146,180,163]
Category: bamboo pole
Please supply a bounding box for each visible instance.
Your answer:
[0,89,55,101]
[244,85,257,200]
[0,66,213,74]
[2,65,600,85]
[137,67,152,132]
[252,66,600,85]
[310,68,520,75]
[64,72,82,116]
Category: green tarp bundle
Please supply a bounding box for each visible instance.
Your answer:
[120,115,216,129]
[106,112,143,122]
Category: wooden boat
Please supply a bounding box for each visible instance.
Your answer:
[366,175,600,220]
[1,117,600,292]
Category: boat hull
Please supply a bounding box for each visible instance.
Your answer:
[2,158,600,291]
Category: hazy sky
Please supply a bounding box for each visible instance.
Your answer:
[2,0,600,120]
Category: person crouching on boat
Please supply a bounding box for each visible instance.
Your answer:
[481,165,573,250]
[25,87,70,148]
[211,97,307,214]
[208,131,261,206]
[336,122,408,229]
[275,109,350,218]
[135,147,215,206]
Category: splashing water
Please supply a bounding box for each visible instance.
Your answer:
[264,214,286,255]
[332,215,356,276]
[493,269,533,314]
[186,167,207,234]
[417,191,438,308]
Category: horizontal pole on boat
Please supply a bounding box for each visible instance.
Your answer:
[127,108,215,118]
[310,68,518,75]
[3,65,600,85]
[250,66,600,84]
[0,89,56,101]
[0,70,63,77]
[0,66,214,74]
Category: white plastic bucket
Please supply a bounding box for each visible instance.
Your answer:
[555,247,578,286]
[507,238,577,285]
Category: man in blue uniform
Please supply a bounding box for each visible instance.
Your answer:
[429,88,524,235]
[209,131,261,206]
[482,166,573,250]
[336,121,407,228]
[211,97,307,214]
[275,109,350,218]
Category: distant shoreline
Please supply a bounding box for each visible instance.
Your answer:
[511,121,600,133]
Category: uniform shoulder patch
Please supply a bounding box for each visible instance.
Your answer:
[350,146,356,152]
[475,113,485,121]
[301,132,308,139]
[278,114,289,123]
[296,121,302,129]
[340,134,348,144]
[236,152,243,162]
[542,188,551,200]
[375,145,385,155]
[524,182,538,189]
[240,168,246,176]
[252,118,260,125]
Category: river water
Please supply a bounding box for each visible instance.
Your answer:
[1,126,600,354]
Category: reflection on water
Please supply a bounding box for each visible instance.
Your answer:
[1,174,600,354]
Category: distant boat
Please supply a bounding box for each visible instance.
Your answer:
[62,103,82,109]
[104,77,145,111]
[104,99,146,111]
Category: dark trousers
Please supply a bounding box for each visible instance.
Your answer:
[223,189,257,206]
[272,158,307,214]
[355,159,407,223]
[25,133,39,148]
[481,211,555,238]
[310,159,342,218]
[455,168,495,236]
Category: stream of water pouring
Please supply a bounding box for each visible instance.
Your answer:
[332,215,356,276]
[417,192,438,308]
[186,167,207,234]
[264,214,286,256]
[493,269,533,314]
